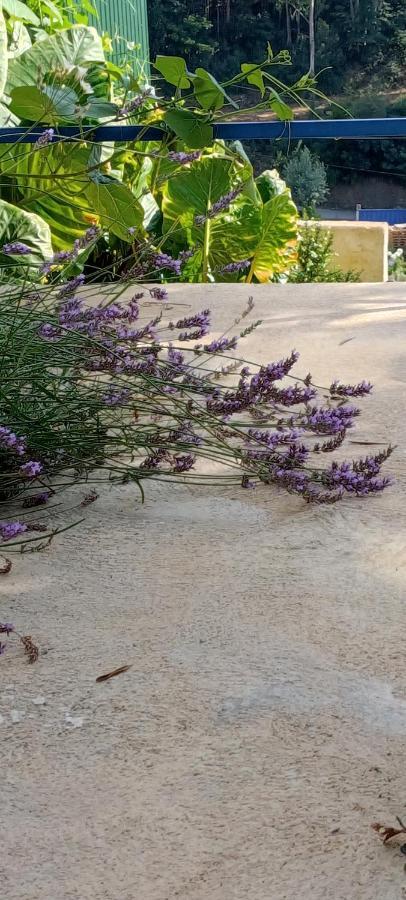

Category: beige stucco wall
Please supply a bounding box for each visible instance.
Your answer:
[302,219,389,282]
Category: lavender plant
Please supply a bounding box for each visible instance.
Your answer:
[0,264,392,554]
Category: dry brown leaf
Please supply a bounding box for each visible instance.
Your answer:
[96,664,132,683]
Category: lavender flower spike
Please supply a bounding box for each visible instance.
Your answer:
[57,275,85,298]
[330,379,373,397]
[0,522,28,542]
[168,150,201,164]
[35,128,55,148]
[19,461,43,478]
[0,623,14,635]
[2,241,31,255]
[149,287,168,301]
[220,259,251,274]
[195,187,242,225]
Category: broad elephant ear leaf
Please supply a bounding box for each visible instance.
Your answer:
[0,198,53,279]
[248,192,298,283]
[0,3,7,101]
[86,176,143,242]
[6,25,104,91]
[2,0,40,24]
[162,157,261,281]
[256,169,291,204]
[0,142,98,250]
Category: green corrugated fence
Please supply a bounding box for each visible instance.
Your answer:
[90,0,150,78]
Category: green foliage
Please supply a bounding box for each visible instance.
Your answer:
[149,0,406,94]
[284,147,329,213]
[0,198,52,278]
[0,16,304,283]
[0,2,8,99]
[288,224,359,283]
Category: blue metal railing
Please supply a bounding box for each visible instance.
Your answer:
[0,117,405,144]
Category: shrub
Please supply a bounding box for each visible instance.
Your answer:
[284,148,329,214]
[288,224,360,283]
[0,268,392,550]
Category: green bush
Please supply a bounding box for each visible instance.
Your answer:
[284,148,329,214]
[288,224,360,283]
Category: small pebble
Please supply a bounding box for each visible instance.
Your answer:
[32,696,46,706]
[10,710,24,724]
[65,714,83,728]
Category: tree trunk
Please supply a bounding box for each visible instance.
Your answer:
[285,0,292,46]
[225,0,231,23]
[309,0,315,75]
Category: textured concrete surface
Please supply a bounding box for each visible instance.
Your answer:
[1,283,406,900]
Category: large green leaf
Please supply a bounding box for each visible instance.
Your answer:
[256,169,292,204]
[154,55,190,89]
[0,142,96,249]
[163,108,213,149]
[162,156,233,229]
[0,3,7,101]
[0,100,19,125]
[2,0,39,24]
[162,157,260,280]
[7,19,31,58]
[0,198,53,279]
[241,63,265,97]
[248,192,298,283]
[192,68,237,111]
[9,85,60,121]
[85,177,143,242]
[6,25,105,91]
[29,195,91,252]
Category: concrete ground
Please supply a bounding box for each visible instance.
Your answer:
[1,283,406,900]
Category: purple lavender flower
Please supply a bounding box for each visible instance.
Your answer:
[179,250,194,265]
[2,241,31,255]
[19,460,43,478]
[58,297,84,325]
[0,642,7,655]
[330,380,373,397]
[22,491,51,508]
[149,287,168,301]
[179,327,210,341]
[172,454,195,473]
[0,622,14,635]
[171,310,211,332]
[73,226,101,253]
[306,404,360,434]
[220,259,251,274]
[203,336,238,353]
[140,449,167,470]
[0,426,26,456]
[34,128,54,148]
[152,252,181,276]
[271,467,310,494]
[323,458,392,495]
[249,351,300,393]
[40,250,75,275]
[57,275,85,298]
[0,521,28,542]
[195,187,241,225]
[38,323,61,341]
[168,150,201,164]
[268,385,317,406]
[119,87,153,117]
[241,475,256,489]
[167,345,184,367]
[102,387,131,407]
